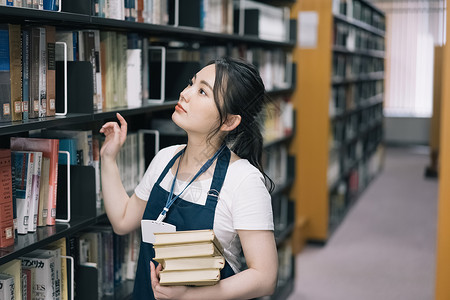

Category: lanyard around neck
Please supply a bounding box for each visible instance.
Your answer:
[156,144,227,222]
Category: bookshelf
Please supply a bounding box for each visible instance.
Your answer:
[290,0,385,244]
[0,1,297,299]
[435,3,450,300]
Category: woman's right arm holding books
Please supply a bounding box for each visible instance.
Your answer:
[100,113,147,235]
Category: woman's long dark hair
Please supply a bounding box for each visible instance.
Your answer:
[207,57,275,192]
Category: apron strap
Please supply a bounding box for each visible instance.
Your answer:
[205,146,231,209]
[154,147,185,186]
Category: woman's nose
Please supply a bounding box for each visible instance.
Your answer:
[180,87,191,102]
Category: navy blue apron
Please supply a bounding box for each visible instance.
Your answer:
[133,146,235,299]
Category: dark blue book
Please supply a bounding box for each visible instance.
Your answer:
[0,26,11,123]
[11,151,31,235]
[58,139,78,165]
[43,0,57,11]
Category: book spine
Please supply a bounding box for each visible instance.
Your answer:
[46,140,58,225]
[23,153,34,234]
[22,268,32,300]
[43,0,55,10]
[37,157,49,227]
[10,153,17,238]
[12,152,30,234]
[72,31,78,61]
[83,31,98,112]
[41,248,61,300]
[0,276,15,300]
[93,30,103,111]
[22,28,30,120]
[137,0,143,23]
[8,24,22,121]
[0,149,14,248]
[0,26,12,123]
[45,26,56,117]
[28,152,41,232]
[29,27,40,119]
[38,27,47,118]
[21,256,55,299]
[21,270,27,300]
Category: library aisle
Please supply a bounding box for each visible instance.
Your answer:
[288,146,437,300]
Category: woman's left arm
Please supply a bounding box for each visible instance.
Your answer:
[151,229,278,300]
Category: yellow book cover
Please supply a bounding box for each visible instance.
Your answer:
[159,268,221,286]
[0,259,22,300]
[153,229,223,253]
[157,256,225,271]
[154,242,222,260]
[47,237,68,300]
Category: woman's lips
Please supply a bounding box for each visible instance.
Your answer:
[175,103,187,113]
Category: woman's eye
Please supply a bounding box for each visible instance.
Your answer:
[199,89,206,96]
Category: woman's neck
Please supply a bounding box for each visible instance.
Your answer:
[184,142,220,167]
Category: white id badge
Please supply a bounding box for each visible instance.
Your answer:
[141,220,176,244]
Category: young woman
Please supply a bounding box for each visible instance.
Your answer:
[100,57,278,299]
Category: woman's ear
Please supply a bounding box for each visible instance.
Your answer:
[220,114,241,132]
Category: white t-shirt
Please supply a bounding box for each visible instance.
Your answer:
[134,145,274,273]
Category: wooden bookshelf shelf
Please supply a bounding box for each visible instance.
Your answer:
[291,0,385,243]
[0,217,96,265]
[334,14,385,37]
[333,45,385,59]
[90,16,296,47]
[0,5,90,23]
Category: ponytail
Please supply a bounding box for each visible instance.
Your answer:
[207,57,275,192]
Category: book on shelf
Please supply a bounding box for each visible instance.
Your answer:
[11,151,33,234]
[10,137,59,226]
[46,237,68,300]
[45,25,56,117]
[21,267,26,300]
[22,27,30,120]
[9,24,22,121]
[0,149,14,248]
[20,250,57,300]
[233,1,289,42]
[55,31,76,62]
[21,267,34,300]
[27,151,42,232]
[38,26,47,118]
[126,42,142,108]
[33,247,62,300]
[0,24,23,122]
[0,25,12,123]
[29,27,41,119]
[0,273,15,300]
[38,129,93,167]
[37,156,50,227]
[58,139,79,165]
[0,259,22,300]
[159,268,221,286]
[81,29,103,111]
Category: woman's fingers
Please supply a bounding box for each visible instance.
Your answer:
[116,113,128,143]
[150,261,160,291]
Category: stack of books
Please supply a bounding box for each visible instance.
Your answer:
[153,229,225,286]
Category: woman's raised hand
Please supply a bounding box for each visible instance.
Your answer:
[99,113,128,161]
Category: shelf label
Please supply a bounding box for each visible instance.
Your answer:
[298,11,319,49]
